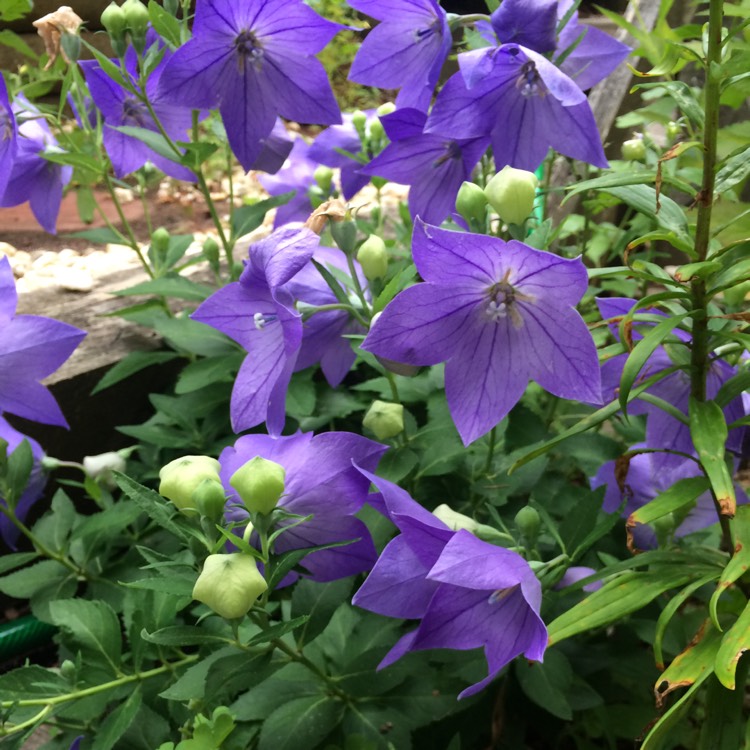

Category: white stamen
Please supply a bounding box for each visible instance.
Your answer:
[486,300,508,322]
[253,312,266,330]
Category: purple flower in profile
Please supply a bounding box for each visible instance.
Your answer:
[0,257,85,427]
[592,448,749,548]
[353,470,547,699]
[220,431,387,581]
[363,222,601,444]
[157,0,342,171]
[348,0,451,111]
[360,108,489,225]
[80,43,195,180]
[427,44,608,172]
[0,96,72,234]
[307,110,375,200]
[0,75,18,201]
[0,416,47,547]
[598,298,746,471]
[555,566,602,592]
[287,245,365,387]
[258,139,329,227]
[192,227,318,435]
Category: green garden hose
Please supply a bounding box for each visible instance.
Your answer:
[0,615,57,663]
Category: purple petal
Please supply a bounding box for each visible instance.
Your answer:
[491,0,558,53]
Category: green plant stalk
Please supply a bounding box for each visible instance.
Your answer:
[689,0,731,547]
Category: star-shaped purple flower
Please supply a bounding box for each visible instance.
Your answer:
[0,416,47,548]
[80,42,195,180]
[348,0,451,111]
[157,0,343,171]
[353,470,547,699]
[192,226,319,435]
[359,108,489,225]
[0,257,86,427]
[363,222,602,444]
[0,75,18,202]
[220,431,387,581]
[427,43,608,172]
[0,96,73,234]
[258,138,329,227]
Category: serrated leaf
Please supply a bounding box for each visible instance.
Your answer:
[291,578,354,647]
[159,647,237,701]
[143,626,231,648]
[246,616,310,647]
[152,316,237,356]
[257,695,344,750]
[175,353,243,394]
[0,560,70,598]
[92,686,142,750]
[113,275,213,302]
[92,351,181,394]
[516,650,574,720]
[0,551,39,575]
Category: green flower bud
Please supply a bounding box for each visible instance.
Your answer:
[433,504,480,534]
[60,659,76,680]
[192,478,226,521]
[665,121,681,142]
[230,456,286,515]
[363,400,404,440]
[330,219,358,255]
[192,554,267,619]
[376,102,396,117]
[351,110,367,137]
[150,226,170,264]
[159,455,222,515]
[357,235,388,280]
[515,506,541,545]
[369,118,385,142]
[203,236,220,271]
[101,2,127,38]
[484,166,538,226]
[314,165,334,193]
[621,137,646,162]
[122,0,149,53]
[455,181,487,225]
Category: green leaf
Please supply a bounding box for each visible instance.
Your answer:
[715,369,750,408]
[5,439,34,509]
[159,647,239,701]
[515,650,574,720]
[268,539,360,590]
[715,145,750,196]
[628,475,710,536]
[291,578,354,647]
[125,575,195,597]
[632,80,705,129]
[147,0,182,46]
[77,186,97,224]
[67,227,125,245]
[311,258,352,307]
[548,568,698,646]
[0,560,70,598]
[231,194,294,239]
[114,125,182,164]
[92,686,143,750]
[246,616,310,647]
[47,599,122,676]
[143,626,230,648]
[710,506,750,630]
[0,0,33,22]
[257,695,344,750]
[640,677,706,750]
[689,398,735,516]
[715,599,750,689]
[374,263,417,314]
[0,551,39,575]
[565,170,657,199]
[673,260,723,282]
[0,29,38,59]
[0,665,68,701]
[113,275,214,302]
[91,351,180,395]
[152,316,238,356]
[175,353,243,394]
[697,671,748,749]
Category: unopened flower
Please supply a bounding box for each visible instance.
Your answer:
[357,235,388,280]
[193,554,267,619]
[158,455,222,514]
[484,166,538,225]
[33,6,83,69]
[0,256,85,426]
[353,471,547,699]
[363,222,601,444]
[230,456,286,515]
[363,400,404,440]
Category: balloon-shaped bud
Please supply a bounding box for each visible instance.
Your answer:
[193,554,267,619]
[122,0,149,53]
[376,102,396,117]
[150,227,170,265]
[230,456,286,515]
[314,165,334,193]
[455,181,487,225]
[330,219,358,255]
[363,400,404,440]
[83,451,126,487]
[515,505,541,545]
[369,118,385,142]
[621,137,646,161]
[351,110,367,138]
[203,236,220,272]
[357,235,388,280]
[101,2,127,37]
[485,166,538,226]
[192,478,226,522]
[159,455,222,515]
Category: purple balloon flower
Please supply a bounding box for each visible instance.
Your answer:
[157,0,343,171]
[348,0,451,111]
[192,226,320,435]
[353,470,547,699]
[258,138,329,227]
[598,298,747,471]
[219,431,387,581]
[248,118,293,174]
[0,96,73,234]
[80,43,195,180]
[491,0,559,53]
[0,416,47,548]
[427,43,608,172]
[0,75,18,202]
[307,110,376,200]
[0,257,86,427]
[360,108,489,225]
[363,222,601,445]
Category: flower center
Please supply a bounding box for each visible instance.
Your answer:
[484,270,534,328]
[122,97,149,127]
[515,60,547,98]
[253,312,278,331]
[432,140,461,168]
[414,18,440,43]
[235,29,264,73]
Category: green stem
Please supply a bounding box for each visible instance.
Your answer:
[302,303,369,328]
[103,175,153,277]
[483,426,497,475]
[384,370,401,404]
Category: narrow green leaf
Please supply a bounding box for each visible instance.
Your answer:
[715,598,750,689]
[114,125,182,164]
[628,475,710,534]
[0,560,70,598]
[91,351,181,394]
[710,506,750,629]
[715,145,750,195]
[147,0,182,46]
[143,626,231,647]
[0,552,39,575]
[310,258,352,307]
[231,193,294,239]
[92,686,142,750]
[113,275,213,301]
[246,616,310,647]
